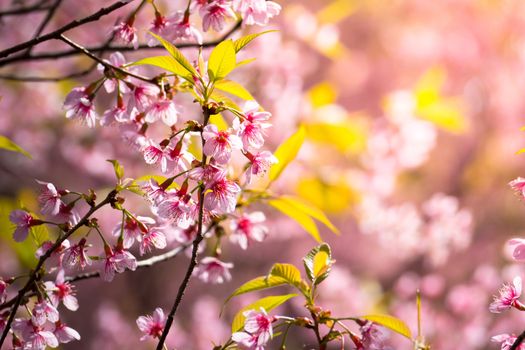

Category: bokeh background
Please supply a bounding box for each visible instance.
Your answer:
[2,0,525,348]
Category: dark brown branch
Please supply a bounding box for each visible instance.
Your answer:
[0,20,242,67]
[0,190,118,347]
[511,331,525,350]
[26,0,63,55]
[0,0,132,63]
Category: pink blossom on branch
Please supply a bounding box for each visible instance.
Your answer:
[202,124,242,164]
[233,0,281,26]
[194,257,233,284]
[36,180,63,216]
[489,276,524,313]
[245,151,278,184]
[113,21,138,49]
[509,177,525,200]
[63,87,98,128]
[232,307,273,350]
[201,0,237,32]
[136,307,166,341]
[204,173,241,214]
[491,334,525,350]
[44,269,79,311]
[9,210,38,242]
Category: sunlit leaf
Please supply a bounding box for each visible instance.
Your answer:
[149,32,198,77]
[268,197,321,242]
[308,82,338,107]
[278,195,339,234]
[0,135,31,158]
[296,177,361,214]
[30,224,49,246]
[269,263,302,285]
[209,113,229,131]
[236,58,257,68]
[317,0,358,24]
[233,30,277,53]
[225,276,288,303]
[269,125,306,182]
[214,79,254,100]
[303,243,332,285]
[107,159,124,181]
[305,115,368,155]
[209,91,242,111]
[132,55,193,80]
[360,314,412,339]
[208,40,236,81]
[231,294,297,332]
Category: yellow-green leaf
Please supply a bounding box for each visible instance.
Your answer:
[236,58,257,68]
[233,30,277,53]
[0,135,31,158]
[225,275,288,303]
[360,314,412,339]
[269,263,302,285]
[209,113,229,131]
[214,79,254,100]
[231,294,297,332]
[278,195,339,234]
[149,33,198,77]
[132,55,193,80]
[209,91,242,111]
[303,243,332,285]
[208,40,236,81]
[107,159,124,180]
[269,125,306,182]
[268,197,321,242]
[308,82,338,107]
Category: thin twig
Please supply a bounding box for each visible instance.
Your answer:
[0,20,242,67]
[511,331,525,350]
[0,0,133,62]
[26,0,63,55]
[0,190,117,347]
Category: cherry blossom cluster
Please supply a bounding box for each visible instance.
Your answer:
[113,0,281,50]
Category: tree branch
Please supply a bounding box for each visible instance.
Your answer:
[26,0,63,55]
[511,331,525,350]
[0,0,133,63]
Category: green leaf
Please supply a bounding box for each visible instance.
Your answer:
[30,224,49,246]
[269,125,306,182]
[236,58,257,68]
[269,263,302,285]
[208,40,236,81]
[231,294,297,332]
[149,33,198,77]
[360,314,412,339]
[0,135,31,158]
[278,196,339,234]
[214,80,254,100]
[268,197,321,242]
[303,243,332,285]
[132,56,193,80]
[209,113,229,131]
[233,30,277,53]
[107,159,124,181]
[225,275,288,303]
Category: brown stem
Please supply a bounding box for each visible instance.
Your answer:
[26,0,63,55]
[0,189,117,347]
[511,331,525,350]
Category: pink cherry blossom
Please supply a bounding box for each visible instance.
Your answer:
[140,227,167,255]
[167,11,203,44]
[194,257,233,284]
[112,215,156,249]
[201,1,237,32]
[141,178,169,204]
[491,334,525,350]
[189,162,226,183]
[44,269,79,311]
[36,239,70,270]
[97,52,130,93]
[233,0,281,26]
[0,278,7,304]
[62,238,92,270]
[230,212,268,249]
[9,209,36,242]
[51,203,80,225]
[489,276,524,313]
[13,318,59,350]
[204,173,241,214]
[156,193,193,229]
[113,22,138,49]
[63,87,98,128]
[127,84,160,112]
[509,238,525,261]
[245,151,278,184]
[145,97,179,126]
[53,321,81,343]
[99,246,137,282]
[234,101,272,150]
[101,105,128,126]
[36,180,62,216]
[232,308,273,350]
[147,13,170,46]
[359,321,388,350]
[509,177,525,199]
[136,307,166,341]
[32,300,59,326]
[203,124,242,164]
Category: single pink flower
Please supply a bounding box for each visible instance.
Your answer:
[140,227,167,255]
[201,1,237,32]
[62,238,92,270]
[126,84,160,112]
[509,238,525,261]
[99,245,137,282]
[36,180,62,216]
[233,101,272,150]
[169,11,203,43]
[147,13,171,46]
[101,105,128,126]
[359,321,388,350]
[112,215,156,249]
[53,321,81,344]
[144,97,179,126]
[63,87,98,128]
[141,178,168,204]
[489,276,524,313]
[156,193,193,229]
[232,308,273,350]
[204,173,241,214]
[245,151,277,184]
[491,333,525,350]
[136,308,166,341]
[203,124,242,164]
[233,0,281,26]
[114,22,138,49]
[230,212,268,249]
[32,300,59,326]
[44,269,79,311]
[9,210,37,242]
[194,257,233,284]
